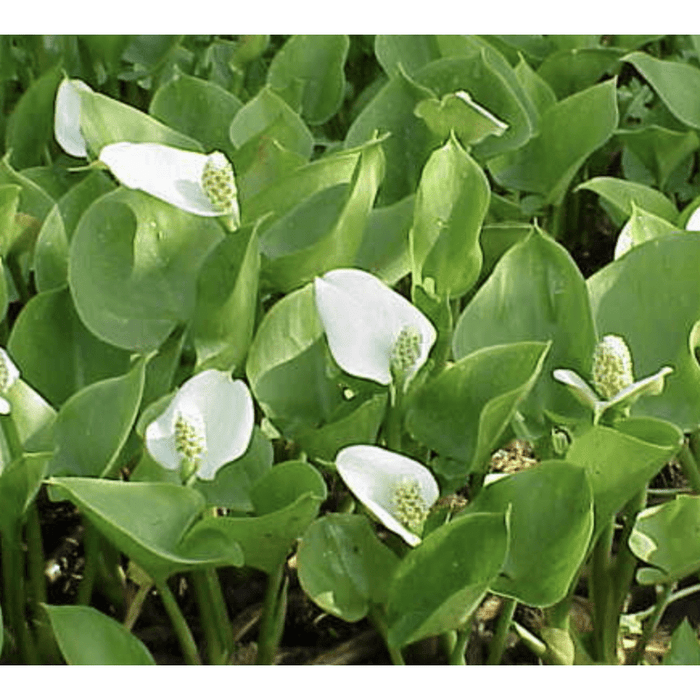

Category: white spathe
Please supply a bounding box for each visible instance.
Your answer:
[686,206,700,231]
[335,444,440,547]
[314,268,437,385]
[54,77,94,158]
[145,369,254,480]
[0,347,20,415]
[98,142,240,222]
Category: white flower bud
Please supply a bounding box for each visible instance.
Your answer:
[591,335,634,399]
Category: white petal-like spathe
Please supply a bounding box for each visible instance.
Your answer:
[145,369,254,480]
[686,206,700,231]
[336,444,439,546]
[314,269,437,385]
[99,142,239,219]
[54,78,93,158]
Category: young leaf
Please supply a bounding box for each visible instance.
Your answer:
[664,619,700,665]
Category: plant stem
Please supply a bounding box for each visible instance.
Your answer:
[154,577,201,665]
[678,441,700,494]
[369,607,405,664]
[511,619,547,659]
[590,520,617,663]
[487,598,517,665]
[256,559,287,665]
[192,569,232,664]
[450,621,472,665]
[627,583,674,665]
[386,380,404,453]
[5,254,30,307]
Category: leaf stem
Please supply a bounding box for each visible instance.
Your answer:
[368,607,405,664]
[450,621,472,665]
[154,577,201,665]
[76,521,100,606]
[626,582,674,665]
[487,598,517,665]
[678,441,700,494]
[192,568,232,664]
[256,559,287,665]
[590,520,618,663]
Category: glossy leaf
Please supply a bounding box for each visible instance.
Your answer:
[576,176,678,226]
[45,604,155,665]
[259,136,385,293]
[588,235,700,430]
[630,495,700,585]
[386,511,509,649]
[614,203,679,259]
[69,188,223,352]
[409,133,489,299]
[46,477,244,580]
[200,461,327,573]
[489,80,618,206]
[664,619,700,665]
[623,52,700,130]
[0,453,51,534]
[48,356,148,477]
[566,417,683,540]
[229,87,313,160]
[374,35,441,78]
[406,341,550,479]
[267,35,349,125]
[466,461,594,606]
[192,221,259,373]
[149,71,243,154]
[297,513,399,622]
[536,48,623,99]
[514,56,557,119]
[453,229,597,433]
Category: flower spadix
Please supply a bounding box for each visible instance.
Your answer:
[335,445,439,547]
[54,77,94,158]
[314,269,437,386]
[553,334,673,424]
[0,348,20,415]
[145,369,254,481]
[98,142,240,225]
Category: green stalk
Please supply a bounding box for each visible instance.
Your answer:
[385,380,404,453]
[192,569,232,664]
[678,442,700,495]
[590,520,617,663]
[256,559,287,665]
[76,522,99,606]
[626,583,674,665]
[487,598,517,665]
[368,607,405,665]
[5,254,30,307]
[154,577,201,665]
[450,621,472,665]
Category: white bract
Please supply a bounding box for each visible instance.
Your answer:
[314,268,437,386]
[553,334,673,424]
[54,77,94,158]
[335,444,440,546]
[99,142,240,224]
[686,206,700,231]
[145,369,254,481]
[0,348,20,415]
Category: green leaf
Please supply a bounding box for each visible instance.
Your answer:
[566,417,683,541]
[576,176,679,226]
[467,461,593,606]
[614,202,679,259]
[258,136,385,293]
[34,171,115,292]
[69,188,223,352]
[0,152,54,222]
[354,195,413,285]
[5,379,56,452]
[587,234,700,430]
[386,511,509,649]
[149,71,243,154]
[0,184,21,257]
[664,619,700,665]
[79,88,201,156]
[623,52,700,130]
[192,221,259,373]
[229,87,313,160]
[406,341,550,479]
[44,604,155,665]
[617,126,700,191]
[5,65,62,169]
[536,48,623,99]
[374,35,441,78]
[514,56,557,119]
[46,477,244,580]
[630,495,700,585]
[478,223,535,284]
[48,356,148,477]
[267,35,349,125]
[345,67,436,206]
[489,79,618,206]
[453,229,597,434]
[297,514,399,622]
[8,286,131,407]
[200,461,327,573]
[0,453,51,535]
[409,132,489,299]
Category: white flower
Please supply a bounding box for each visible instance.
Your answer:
[686,206,700,231]
[145,369,254,481]
[313,269,437,386]
[0,348,20,415]
[335,444,439,547]
[98,142,240,225]
[54,77,94,158]
[553,334,672,424]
